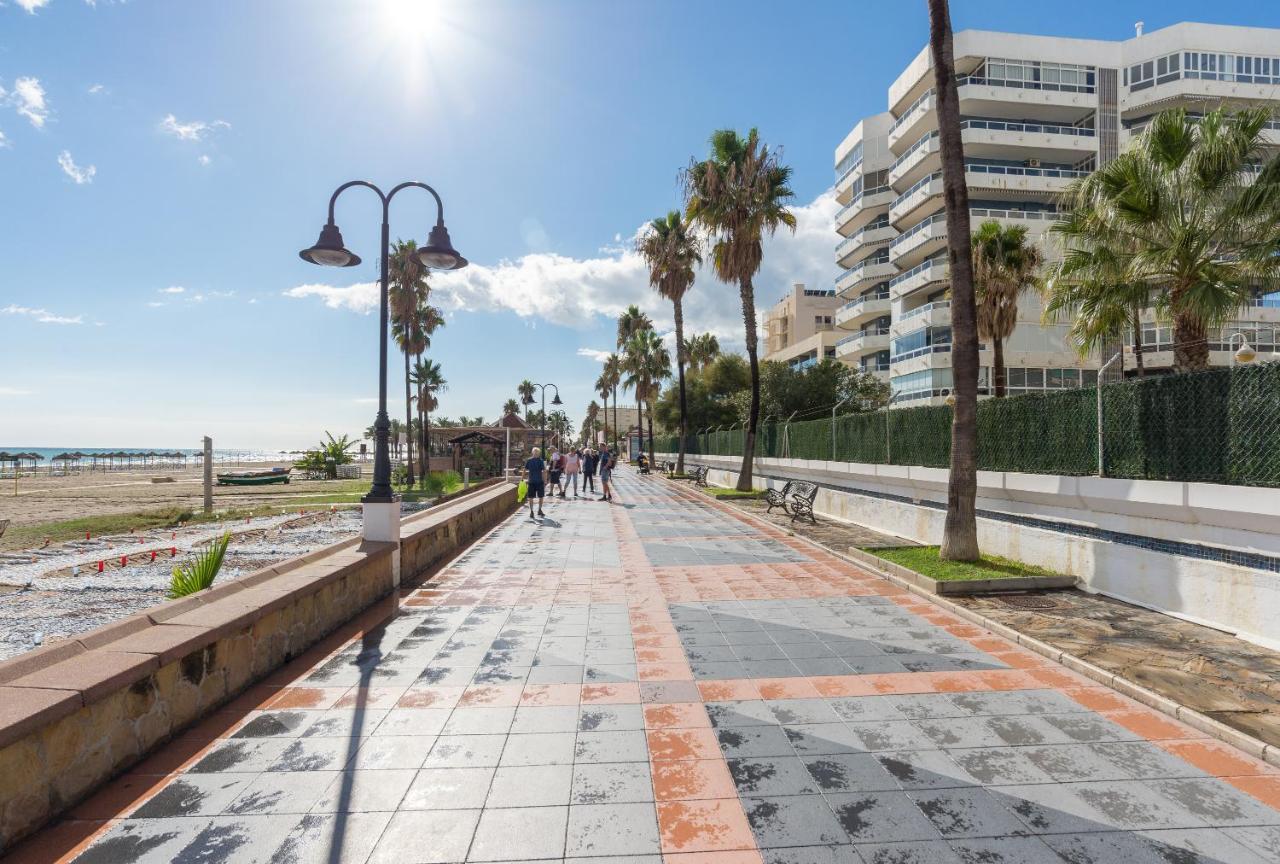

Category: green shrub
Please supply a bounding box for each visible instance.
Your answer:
[169,533,230,598]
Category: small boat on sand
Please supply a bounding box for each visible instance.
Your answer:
[216,467,291,486]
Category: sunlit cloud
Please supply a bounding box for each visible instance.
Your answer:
[0,130,9,149]
[57,150,95,184]
[159,113,229,142]
[0,387,32,396]
[159,286,186,294]
[2,304,84,325]
[14,0,51,14]
[8,77,49,128]
[284,282,379,314]
[576,348,612,362]
[88,83,107,95]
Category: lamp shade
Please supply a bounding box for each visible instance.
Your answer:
[551,393,563,406]
[299,223,361,267]
[416,223,467,271]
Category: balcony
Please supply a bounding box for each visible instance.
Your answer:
[965,163,1089,197]
[889,172,944,228]
[888,212,947,269]
[892,300,951,336]
[889,131,940,189]
[835,187,895,237]
[888,89,935,152]
[836,257,897,297]
[834,155,863,199]
[889,256,949,301]
[957,74,1097,121]
[835,221,895,267]
[959,118,1098,162]
[835,293,891,330]
[836,328,891,359]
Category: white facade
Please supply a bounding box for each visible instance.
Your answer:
[834,22,1280,406]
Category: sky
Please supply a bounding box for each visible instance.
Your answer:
[2,0,1278,450]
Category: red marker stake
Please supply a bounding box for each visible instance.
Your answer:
[98,561,104,572]
[121,555,128,567]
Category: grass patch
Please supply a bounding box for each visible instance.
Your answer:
[867,545,1060,582]
[705,487,766,500]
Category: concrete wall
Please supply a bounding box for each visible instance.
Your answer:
[0,482,518,852]
[663,453,1280,650]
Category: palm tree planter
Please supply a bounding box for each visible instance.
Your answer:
[685,128,795,492]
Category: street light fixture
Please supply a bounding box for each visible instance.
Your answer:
[299,180,467,521]
[526,383,561,453]
[1228,332,1256,365]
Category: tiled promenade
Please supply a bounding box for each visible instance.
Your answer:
[18,470,1280,863]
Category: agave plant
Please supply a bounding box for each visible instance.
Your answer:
[169,533,230,599]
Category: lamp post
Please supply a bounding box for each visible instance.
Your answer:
[524,383,561,454]
[299,180,467,542]
[1228,332,1256,366]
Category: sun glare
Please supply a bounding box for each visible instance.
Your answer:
[378,0,451,46]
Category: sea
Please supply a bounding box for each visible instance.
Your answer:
[0,447,297,464]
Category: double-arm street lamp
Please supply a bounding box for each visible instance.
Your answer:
[299,181,467,512]
[522,383,562,453]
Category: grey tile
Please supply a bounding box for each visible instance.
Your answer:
[310,769,416,812]
[784,723,864,756]
[566,802,662,857]
[500,731,577,766]
[908,788,1027,839]
[1021,744,1132,783]
[804,754,901,794]
[372,708,452,738]
[854,841,964,864]
[845,722,934,753]
[351,735,435,770]
[74,818,209,864]
[401,766,496,810]
[826,791,941,844]
[640,681,703,703]
[945,749,1055,787]
[1038,713,1137,744]
[424,734,507,769]
[510,705,581,734]
[1141,829,1274,864]
[129,774,255,819]
[718,725,798,758]
[1068,780,1205,830]
[830,697,909,724]
[188,738,292,774]
[947,836,1062,863]
[442,707,517,735]
[763,846,862,864]
[224,771,334,816]
[369,808,480,863]
[1090,741,1208,780]
[1226,826,1280,863]
[579,704,645,731]
[708,700,779,728]
[876,751,978,791]
[269,737,358,773]
[487,764,574,807]
[232,711,316,739]
[743,795,848,848]
[468,805,569,861]
[729,757,822,796]
[267,811,393,864]
[1151,778,1280,827]
[768,699,845,726]
[572,761,654,804]
[575,729,649,763]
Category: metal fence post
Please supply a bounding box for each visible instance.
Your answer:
[1097,352,1121,476]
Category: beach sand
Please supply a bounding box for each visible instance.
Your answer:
[0,462,372,545]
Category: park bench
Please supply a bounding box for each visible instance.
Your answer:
[765,480,819,524]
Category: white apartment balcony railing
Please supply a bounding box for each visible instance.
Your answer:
[889,256,949,300]
[888,89,934,151]
[835,155,864,196]
[969,206,1060,223]
[835,186,894,236]
[889,131,940,188]
[835,221,893,266]
[898,300,950,324]
[889,171,943,226]
[892,300,952,337]
[835,293,890,329]
[836,257,896,296]
[959,118,1096,138]
[888,211,947,266]
[957,73,1095,95]
[836,328,891,357]
[965,163,1090,180]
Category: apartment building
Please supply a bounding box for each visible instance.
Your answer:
[833,22,1280,405]
[761,282,844,369]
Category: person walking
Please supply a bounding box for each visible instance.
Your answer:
[548,448,564,499]
[524,446,546,520]
[563,448,581,498]
[582,448,597,494]
[598,445,614,502]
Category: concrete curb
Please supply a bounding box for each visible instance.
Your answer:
[685,485,1280,770]
[842,546,1078,596]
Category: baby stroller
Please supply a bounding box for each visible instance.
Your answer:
[637,454,651,475]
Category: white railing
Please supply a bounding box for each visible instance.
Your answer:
[890,131,939,174]
[899,300,951,323]
[960,118,1096,137]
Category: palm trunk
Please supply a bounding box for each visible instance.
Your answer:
[612,386,619,455]
[930,0,980,561]
[738,276,760,492]
[635,391,643,463]
[993,337,1005,397]
[673,298,689,474]
[1170,284,1208,371]
[1132,310,1146,378]
[403,350,414,484]
[647,395,656,466]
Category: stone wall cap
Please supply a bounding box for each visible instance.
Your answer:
[101,624,214,666]
[0,686,83,749]
[7,650,159,705]
[0,639,87,686]
[74,612,154,651]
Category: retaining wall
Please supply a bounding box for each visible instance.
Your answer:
[0,481,518,851]
[663,453,1280,650]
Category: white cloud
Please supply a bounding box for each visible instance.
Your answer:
[284,189,841,350]
[2,304,84,325]
[198,154,211,166]
[159,286,185,294]
[159,113,229,142]
[7,77,49,128]
[146,301,166,308]
[14,0,51,13]
[57,150,95,184]
[284,282,379,314]
[88,83,106,95]
[0,130,8,149]
[0,387,32,396]
[576,348,612,363]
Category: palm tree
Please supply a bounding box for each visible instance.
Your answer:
[684,128,795,491]
[389,240,427,481]
[929,0,980,561]
[517,380,536,421]
[410,358,446,481]
[602,354,622,453]
[638,211,702,473]
[595,374,611,448]
[623,329,671,466]
[1046,106,1280,371]
[584,400,600,445]
[685,333,720,374]
[616,305,653,349]
[972,220,1043,397]
[502,398,520,417]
